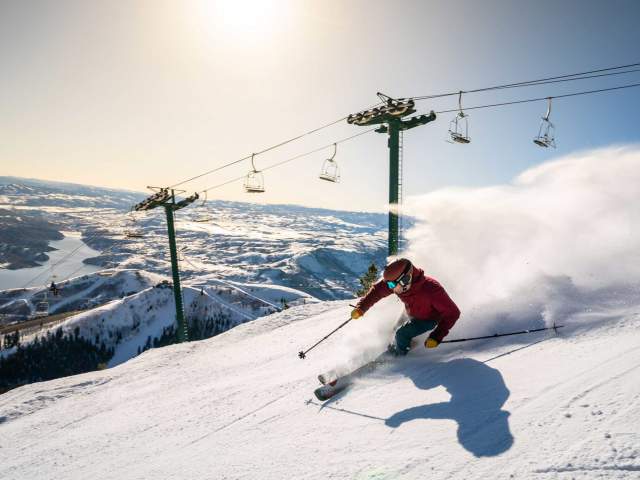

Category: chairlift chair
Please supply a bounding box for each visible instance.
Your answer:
[319,143,340,183]
[449,114,470,144]
[244,154,265,193]
[194,191,213,222]
[448,91,471,144]
[34,293,49,318]
[533,97,556,148]
[125,230,145,238]
[124,212,145,238]
[49,280,60,296]
[34,302,49,318]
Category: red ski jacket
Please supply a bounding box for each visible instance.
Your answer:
[355,267,460,343]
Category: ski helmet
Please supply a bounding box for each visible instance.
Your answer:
[383,258,412,282]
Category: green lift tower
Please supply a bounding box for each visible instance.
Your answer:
[133,188,199,343]
[348,93,436,256]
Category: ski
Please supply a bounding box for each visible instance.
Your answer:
[314,351,395,401]
[318,371,338,386]
[314,377,351,401]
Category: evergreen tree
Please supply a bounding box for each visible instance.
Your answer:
[356,262,379,297]
[0,329,114,393]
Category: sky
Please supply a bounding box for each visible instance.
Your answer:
[2,0,640,212]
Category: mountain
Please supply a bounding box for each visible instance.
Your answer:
[0,177,390,301]
[0,177,143,270]
[0,269,317,391]
[0,208,64,269]
[0,177,144,210]
[0,269,166,321]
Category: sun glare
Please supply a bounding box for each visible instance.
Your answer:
[198,0,289,38]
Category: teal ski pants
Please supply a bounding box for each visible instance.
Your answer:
[395,318,438,354]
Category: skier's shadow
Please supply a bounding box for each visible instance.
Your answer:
[385,358,513,457]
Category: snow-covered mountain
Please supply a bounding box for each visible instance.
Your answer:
[0,208,64,269]
[0,177,144,210]
[0,269,164,320]
[0,269,317,391]
[0,177,388,300]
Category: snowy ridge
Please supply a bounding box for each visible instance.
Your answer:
[0,269,166,320]
[1,269,317,366]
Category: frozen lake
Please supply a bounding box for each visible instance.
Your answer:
[0,231,102,290]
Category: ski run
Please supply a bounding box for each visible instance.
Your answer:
[1,299,639,479]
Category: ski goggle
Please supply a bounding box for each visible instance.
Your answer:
[386,269,412,289]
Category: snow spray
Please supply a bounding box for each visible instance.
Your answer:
[401,146,640,338]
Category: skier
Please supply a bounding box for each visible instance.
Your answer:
[351,258,460,356]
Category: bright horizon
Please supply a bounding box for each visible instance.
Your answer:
[2,0,640,212]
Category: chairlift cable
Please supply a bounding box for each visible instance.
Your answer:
[487,67,640,91]
[433,81,640,115]
[167,62,639,191]
[201,81,640,194]
[199,128,376,194]
[412,61,640,101]
[472,63,640,93]
[167,107,382,190]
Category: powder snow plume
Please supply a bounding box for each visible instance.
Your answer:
[401,145,640,338]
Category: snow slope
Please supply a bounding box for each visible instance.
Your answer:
[0,299,638,479]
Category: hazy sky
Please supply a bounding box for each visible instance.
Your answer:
[2,0,640,211]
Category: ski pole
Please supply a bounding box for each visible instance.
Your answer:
[441,325,564,344]
[298,318,351,359]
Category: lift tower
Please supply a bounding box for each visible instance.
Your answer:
[133,188,199,343]
[348,94,436,256]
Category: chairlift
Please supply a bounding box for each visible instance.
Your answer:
[49,280,60,296]
[194,191,212,222]
[448,91,471,144]
[533,97,556,148]
[319,143,340,183]
[34,302,49,318]
[124,211,145,238]
[244,154,265,193]
[34,293,49,318]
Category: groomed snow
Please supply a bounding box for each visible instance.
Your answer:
[0,300,638,479]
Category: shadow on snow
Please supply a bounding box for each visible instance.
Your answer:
[385,358,513,457]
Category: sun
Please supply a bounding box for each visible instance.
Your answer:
[197,0,289,38]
